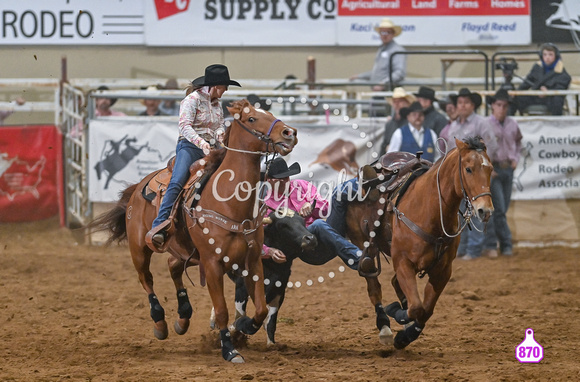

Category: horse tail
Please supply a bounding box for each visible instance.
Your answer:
[86,184,137,245]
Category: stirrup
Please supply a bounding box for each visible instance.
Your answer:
[146,220,171,253]
[358,247,381,278]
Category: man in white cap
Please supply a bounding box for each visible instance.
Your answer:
[379,87,415,154]
[351,18,406,90]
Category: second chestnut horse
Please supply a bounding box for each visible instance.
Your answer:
[347,136,494,349]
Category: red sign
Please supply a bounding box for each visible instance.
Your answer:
[339,0,530,16]
[154,0,191,20]
[0,125,62,223]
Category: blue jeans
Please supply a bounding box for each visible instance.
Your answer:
[152,140,204,229]
[299,220,361,270]
[457,203,486,257]
[326,178,360,237]
[484,167,514,252]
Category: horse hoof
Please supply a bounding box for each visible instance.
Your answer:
[153,320,168,340]
[174,318,190,335]
[230,355,245,364]
[224,349,245,363]
[379,325,394,346]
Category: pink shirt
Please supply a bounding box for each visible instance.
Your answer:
[262,179,329,255]
[486,115,522,164]
[178,86,224,147]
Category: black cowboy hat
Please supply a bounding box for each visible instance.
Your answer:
[97,85,117,106]
[487,88,514,105]
[450,88,482,109]
[192,64,241,87]
[413,86,438,102]
[247,93,271,111]
[399,101,424,120]
[266,158,301,179]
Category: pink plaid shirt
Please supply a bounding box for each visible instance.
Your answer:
[179,86,224,147]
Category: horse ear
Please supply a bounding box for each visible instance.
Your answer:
[455,138,467,150]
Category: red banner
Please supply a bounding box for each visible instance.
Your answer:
[0,125,62,223]
[339,0,530,16]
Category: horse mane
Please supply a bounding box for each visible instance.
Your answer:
[462,135,486,151]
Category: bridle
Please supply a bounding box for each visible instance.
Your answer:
[221,117,281,156]
[436,146,492,238]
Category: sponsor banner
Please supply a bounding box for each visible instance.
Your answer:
[338,15,530,46]
[145,0,530,46]
[511,117,580,200]
[338,0,530,16]
[88,119,178,202]
[0,125,62,222]
[0,0,144,45]
[1,1,531,46]
[143,0,337,46]
[531,0,580,43]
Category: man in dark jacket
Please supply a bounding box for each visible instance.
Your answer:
[516,43,571,115]
[414,86,448,136]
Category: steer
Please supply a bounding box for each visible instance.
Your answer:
[211,208,317,345]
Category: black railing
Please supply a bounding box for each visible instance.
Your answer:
[389,49,489,91]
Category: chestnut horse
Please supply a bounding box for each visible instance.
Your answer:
[89,100,297,363]
[347,137,493,349]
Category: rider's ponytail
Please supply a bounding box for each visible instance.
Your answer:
[185,82,204,96]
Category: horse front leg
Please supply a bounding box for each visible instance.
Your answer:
[167,256,193,335]
[420,263,453,332]
[364,276,393,345]
[130,245,168,340]
[204,259,244,363]
[391,274,408,310]
[386,256,427,349]
[234,252,267,336]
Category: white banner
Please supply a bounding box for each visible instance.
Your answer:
[0,0,144,45]
[1,1,531,46]
[87,116,384,202]
[88,118,178,202]
[511,117,580,200]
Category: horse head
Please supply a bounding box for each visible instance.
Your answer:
[227,100,297,156]
[455,136,494,222]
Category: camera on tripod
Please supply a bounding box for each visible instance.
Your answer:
[495,58,518,90]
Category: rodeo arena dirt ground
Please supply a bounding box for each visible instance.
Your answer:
[0,217,579,382]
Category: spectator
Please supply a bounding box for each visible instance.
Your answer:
[413,86,448,136]
[0,97,25,125]
[146,64,240,250]
[436,95,459,152]
[482,89,522,258]
[350,18,406,91]
[139,85,167,116]
[439,95,458,123]
[159,79,180,116]
[516,43,571,116]
[387,101,440,163]
[247,93,271,111]
[379,87,415,155]
[262,158,361,270]
[94,86,125,117]
[438,88,497,261]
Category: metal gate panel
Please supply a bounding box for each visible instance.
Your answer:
[61,82,89,227]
